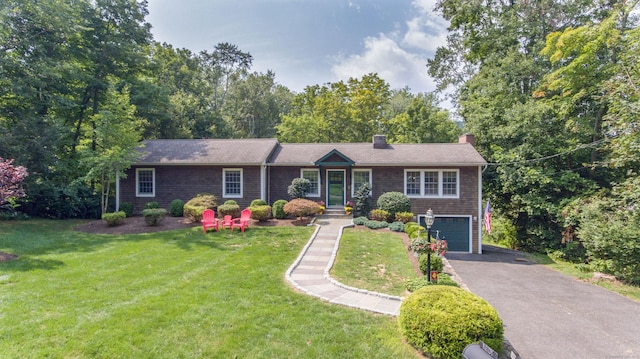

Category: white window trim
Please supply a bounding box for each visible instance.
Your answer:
[351,169,372,197]
[404,169,460,199]
[223,168,243,198]
[136,168,155,197]
[301,168,321,198]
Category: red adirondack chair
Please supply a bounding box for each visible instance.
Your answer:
[220,215,234,230]
[232,209,252,232]
[201,209,219,233]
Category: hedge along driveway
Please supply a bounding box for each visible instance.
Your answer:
[0,220,420,358]
[446,246,640,359]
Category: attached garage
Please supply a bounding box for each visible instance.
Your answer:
[420,215,472,253]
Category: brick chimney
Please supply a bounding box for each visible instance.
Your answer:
[373,134,387,149]
[458,133,475,146]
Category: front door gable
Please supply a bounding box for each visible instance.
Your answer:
[314,149,354,166]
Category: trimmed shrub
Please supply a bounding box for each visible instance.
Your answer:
[404,274,459,292]
[170,199,184,217]
[142,208,167,226]
[353,182,372,217]
[369,209,390,222]
[364,220,389,229]
[395,211,414,223]
[352,216,368,225]
[287,178,311,199]
[284,198,320,220]
[388,221,405,232]
[398,286,503,359]
[249,205,272,221]
[377,192,411,219]
[145,201,160,209]
[183,194,218,223]
[102,211,126,227]
[218,200,241,218]
[250,199,268,207]
[419,254,444,274]
[120,202,134,217]
[405,223,426,239]
[272,199,288,219]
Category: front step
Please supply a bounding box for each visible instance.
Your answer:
[319,208,352,219]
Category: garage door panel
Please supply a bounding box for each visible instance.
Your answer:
[420,216,470,252]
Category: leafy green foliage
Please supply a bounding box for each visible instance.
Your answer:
[145,202,160,209]
[369,209,390,222]
[142,208,167,226]
[287,178,311,199]
[217,202,240,218]
[404,274,459,292]
[398,286,503,359]
[352,182,371,218]
[250,199,268,207]
[388,221,405,232]
[394,211,413,223]
[419,254,443,274]
[169,199,184,217]
[376,192,411,220]
[283,198,320,220]
[352,216,368,225]
[120,202,134,218]
[249,205,272,221]
[364,220,389,230]
[183,194,217,223]
[272,199,288,219]
[101,211,126,227]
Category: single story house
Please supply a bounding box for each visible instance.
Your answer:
[117,134,487,253]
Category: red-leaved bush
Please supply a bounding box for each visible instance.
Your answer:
[0,157,28,207]
[283,198,320,220]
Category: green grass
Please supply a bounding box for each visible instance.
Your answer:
[527,252,640,303]
[331,227,418,296]
[0,220,420,358]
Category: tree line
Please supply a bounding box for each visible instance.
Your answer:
[429,0,639,283]
[0,0,459,219]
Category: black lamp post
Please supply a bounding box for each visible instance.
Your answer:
[425,209,434,282]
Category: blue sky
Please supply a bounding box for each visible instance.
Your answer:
[146,0,449,94]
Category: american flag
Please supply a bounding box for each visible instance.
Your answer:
[483,199,492,235]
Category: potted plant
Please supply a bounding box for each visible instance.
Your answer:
[344,201,354,215]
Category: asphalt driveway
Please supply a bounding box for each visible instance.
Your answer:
[446,246,640,359]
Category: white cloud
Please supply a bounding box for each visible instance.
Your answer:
[330,34,436,92]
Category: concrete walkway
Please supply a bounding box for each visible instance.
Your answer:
[285,217,403,316]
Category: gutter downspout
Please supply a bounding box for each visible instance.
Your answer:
[478,165,483,254]
[115,170,120,212]
[261,162,267,202]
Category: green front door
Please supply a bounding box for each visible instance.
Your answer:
[327,170,345,207]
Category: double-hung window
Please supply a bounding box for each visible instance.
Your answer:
[404,169,459,198]
[301,169,320,197]
[352,169,372,196]
[136,168,155,197]
[223,169,243,198]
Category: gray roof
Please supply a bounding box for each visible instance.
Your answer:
[134,138,279,165]
[133,139,487,166]
[270,143,487,166]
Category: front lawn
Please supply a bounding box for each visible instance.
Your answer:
[0,220,420,358]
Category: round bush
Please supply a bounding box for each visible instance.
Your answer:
[395,211,414,223]
[364,220,389,229]
[352,216,368,225]
[142,208,167,226]
[398,286,503,359]
[272,199,288,219]
[119,202,134,217]
[183,194,218,223]
[170,199,184,217]
[377,192,411,219]
[249,205,272,221]
[101,211,126,227]
[250,199,268,207]
[283,198,320,219]
[287,178,311,199]
[388,221,405,232]
[218,202,241,218]
[145,201,160,209]
[369,209,390,222]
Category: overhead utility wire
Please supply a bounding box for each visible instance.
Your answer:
[484,138,608,167]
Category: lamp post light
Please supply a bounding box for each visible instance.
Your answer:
[425,209,434,282]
